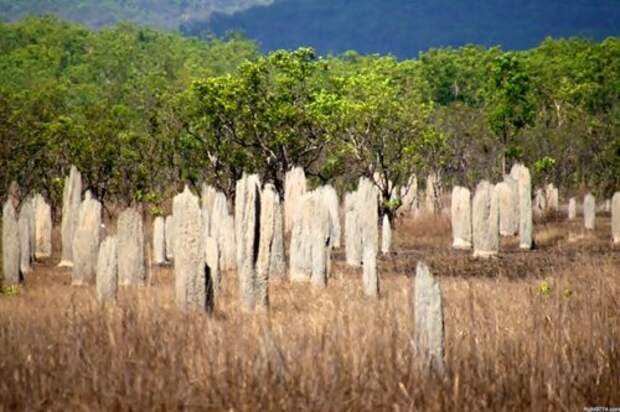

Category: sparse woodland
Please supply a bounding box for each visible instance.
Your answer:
[0,16,619,411]
[1,17,619,216]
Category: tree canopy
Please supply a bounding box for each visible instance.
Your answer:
[1,17,618,216]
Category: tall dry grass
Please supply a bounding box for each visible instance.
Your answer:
[0,216,618,410]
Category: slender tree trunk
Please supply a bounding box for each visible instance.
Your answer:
[501,128,508,175]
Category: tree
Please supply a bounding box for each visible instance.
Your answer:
[188,48,332,196]
[487,53,535,174]
[311,57,440,219]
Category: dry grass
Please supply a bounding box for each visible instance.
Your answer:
[1,216,619,411]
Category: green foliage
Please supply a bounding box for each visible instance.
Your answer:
[383,197,402,214]
[418,46,499,107]
[149,205,165,217]
[487,53,536,172]
[188,47,332,193]
[0,16,258,207]
[538,281,552,298]
[505,145,523,163]
[534,157,557,175]
[309,56,440,210]
[0,16,618,214]
[488,54,535,134]
[523,37,620,193]
[0,285,18,296]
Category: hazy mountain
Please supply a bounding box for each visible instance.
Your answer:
[0,0,273,29]
[1,0,618,58]
[185,0,620,57]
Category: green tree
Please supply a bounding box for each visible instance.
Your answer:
[487,53,535,174]
[188,48,331,195]
[312,58,440,218]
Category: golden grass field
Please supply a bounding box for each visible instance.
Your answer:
[0,214,619,411]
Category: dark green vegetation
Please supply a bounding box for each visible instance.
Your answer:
[193,0,620,57]
[2,1,618,58]
[0,0,272,28]
[1,17,619,215]
[0,17,259,210]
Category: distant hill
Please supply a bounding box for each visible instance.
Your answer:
[2,0,618,58]
[0,0,273,29]
[184,0,620,57]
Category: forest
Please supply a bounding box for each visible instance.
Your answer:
[2,0,618,58]
[1,16,619,217]
[193,0,620,56]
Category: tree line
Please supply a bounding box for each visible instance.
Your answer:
[1,16,618,217]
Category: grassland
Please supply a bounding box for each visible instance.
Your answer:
[0,214,618,410]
